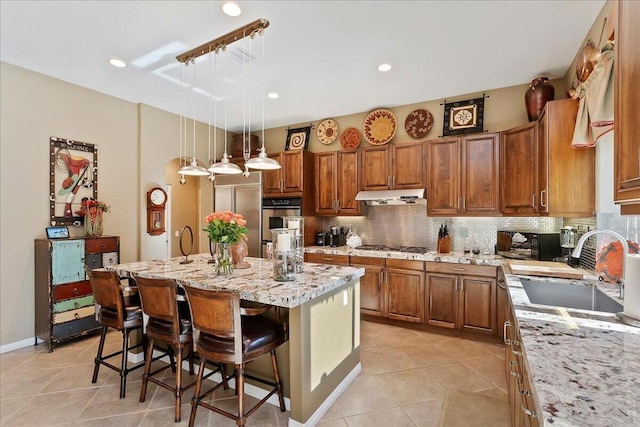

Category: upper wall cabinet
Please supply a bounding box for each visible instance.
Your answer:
[501,122,538,215]
[263,150,314,197]
[361,142,425,191]
[314,149,363,216]
[538,99,594,217]
[614,0,640,213]
[427,133,500,216]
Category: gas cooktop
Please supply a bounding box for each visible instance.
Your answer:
[355,245,429,254]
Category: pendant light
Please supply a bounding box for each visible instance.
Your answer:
[179,58,209,177]
[245,28,281,171]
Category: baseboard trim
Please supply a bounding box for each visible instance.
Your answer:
[0,337,43,354]
[288,362,361,427]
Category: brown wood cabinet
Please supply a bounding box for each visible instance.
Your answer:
[304,253,349,266]
[263,150,313,197]
[361,142,425,191]
[538,99,594,217]
[501,122,538,215]
[351,256,425,323]
[614,0,640,212]
[427,133,500,216]
[426,262,496,333]
[314,149,362,215]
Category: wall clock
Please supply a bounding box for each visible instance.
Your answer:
[146,187,167,236]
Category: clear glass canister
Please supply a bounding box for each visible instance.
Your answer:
[283,216,304,273]
[271,228,295,281]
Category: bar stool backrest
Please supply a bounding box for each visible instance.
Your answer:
[183,286,242,364]
[134,275,181,337]
[87,269,125,329]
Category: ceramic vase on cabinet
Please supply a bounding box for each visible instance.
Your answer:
[525,77,555,121]
[84,209,104,237]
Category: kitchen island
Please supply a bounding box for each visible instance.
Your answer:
[505,273,640,426]
[106,254,365,427]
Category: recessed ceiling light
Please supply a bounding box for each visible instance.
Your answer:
[109,58,127,68]
[378,63,392,72]
[222,2,242,17]
[267,92,279,99]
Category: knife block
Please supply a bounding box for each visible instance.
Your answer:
[437,236,451,254]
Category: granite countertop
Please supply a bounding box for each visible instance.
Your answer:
[505,274,640,426]
[105,254,365,308]
[305,245,504,266]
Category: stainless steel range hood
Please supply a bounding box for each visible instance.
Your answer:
[355,188,426,206]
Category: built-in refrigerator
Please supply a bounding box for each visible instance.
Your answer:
[213,172,262,258]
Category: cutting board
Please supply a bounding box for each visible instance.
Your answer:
[507,260,584,279]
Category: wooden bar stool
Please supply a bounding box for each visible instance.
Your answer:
[183,286,287,427]
[87,269,145,398]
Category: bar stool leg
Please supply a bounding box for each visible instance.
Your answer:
[237,365,246,426]
[175,344,183,422]
[92,326,108,384]
[188,355,207,427]
[139,337,155,403]
[119,328,132,398]
[270,350,286,411]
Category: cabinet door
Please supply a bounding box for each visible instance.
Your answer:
[501,123,538,215]
[462,133,500,214]
[315,152,337,214]
[426,273,457,328]
[615,0,640,209]
[263,153,283,194]
[361,146,391,190]
[336,150,361,214]
[282,150,304,193]
[459,275,495,333]
[359,265,385,317]
[387,268,425,323]
[392,142,425,189]
[51,240,86,285]
[426,138,460,215]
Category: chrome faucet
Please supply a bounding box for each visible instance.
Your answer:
[572,229,628,299]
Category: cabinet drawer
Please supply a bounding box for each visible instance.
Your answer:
[102,251,119,266]
[85,237,118,254]
[426,262,497,277]
[52,280,92,300]
[85,253,103,269]
[53,295,95,313]
[53,306,95,324]
[305,253,349,265]
[350,256,385,267]
[52,316,100,340]
[386,259,424,271]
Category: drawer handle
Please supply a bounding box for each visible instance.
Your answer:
[73,288,79,295]
[74,313,80,320]
[509,360,520,378]
[452,267,466,272]
[100,244,105,249]
[322,257,332,261]
[74,301,79,308]
[503,321,511,345]
[520,390,537,417]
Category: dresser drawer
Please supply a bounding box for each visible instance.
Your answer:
[102,251,119,266]
[305,253,349,265]
[52,280,92,300]
[53,295,95,313]
[53,306,95,324]
[52,316,100,341]
[85,237,118,254]
[85,253,103,269]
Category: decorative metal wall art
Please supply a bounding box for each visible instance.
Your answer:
[442,96,486,136]
[50,137,98,226]
[285,126,312,151]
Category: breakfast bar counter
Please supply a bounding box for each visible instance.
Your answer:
[106,254,365,426]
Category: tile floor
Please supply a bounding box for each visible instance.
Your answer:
[0,321,509,426]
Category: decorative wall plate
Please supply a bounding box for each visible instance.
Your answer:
[317,119,339,145]
[404,109,434,139]
[340,127,361,149]
[363,109,397,145]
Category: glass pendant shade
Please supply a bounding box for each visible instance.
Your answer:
[208,153,242,175]
[245,147,281,170]
[179,157,210,176]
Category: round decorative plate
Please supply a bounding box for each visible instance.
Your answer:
[340,127,361,149]
[404,109,434,139]
[317,119,339,145]
[596,240,640,283]
[363,109,397,145]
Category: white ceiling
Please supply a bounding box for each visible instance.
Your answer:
[0,1,605,133]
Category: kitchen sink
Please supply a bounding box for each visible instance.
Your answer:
[522,280,623,314]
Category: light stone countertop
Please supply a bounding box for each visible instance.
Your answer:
[505,273,640,426]
[305,245,505,266]
[105,254,364,308]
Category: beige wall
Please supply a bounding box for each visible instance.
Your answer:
[0,62,138,345]
[260,79,567,155]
